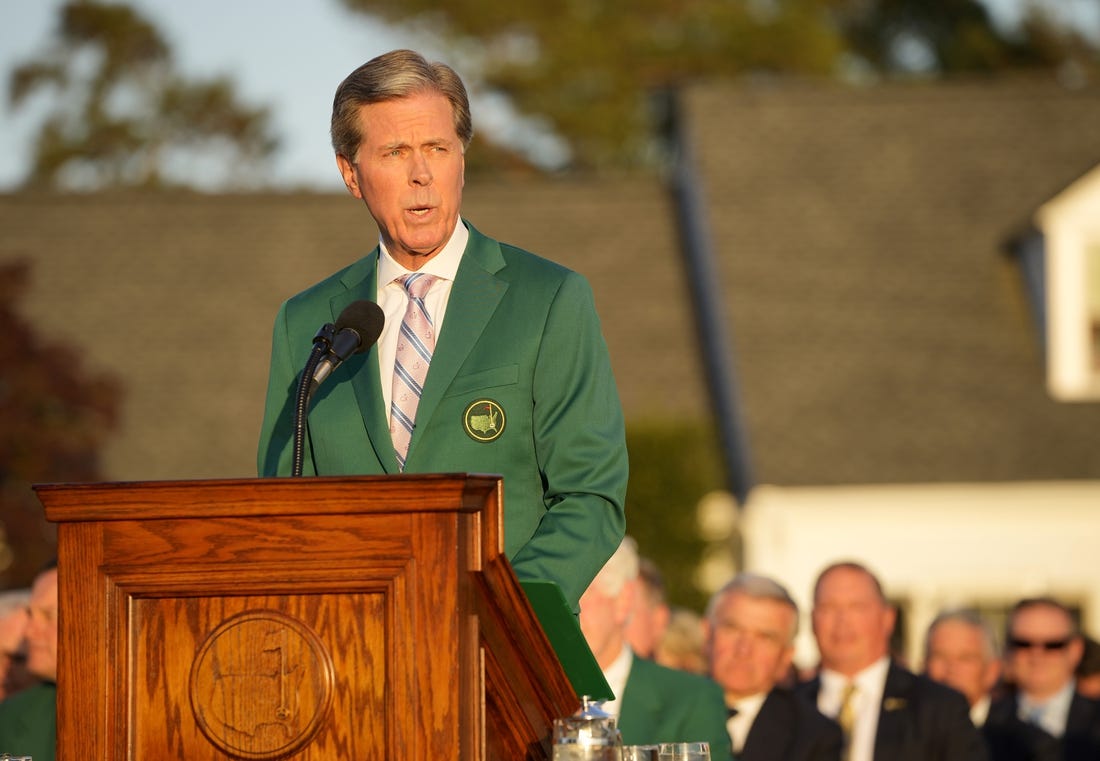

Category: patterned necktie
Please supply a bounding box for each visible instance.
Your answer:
[1025,703,1048,733]
[837,682,858,761]
[390,272,437,470]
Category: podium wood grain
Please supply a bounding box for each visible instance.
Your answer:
[37,474,579,760]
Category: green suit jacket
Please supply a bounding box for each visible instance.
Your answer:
[617,656,733,758]
[257,221,628,609]
[0,681,56,761]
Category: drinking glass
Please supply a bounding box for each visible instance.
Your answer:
[657,742,710,760]
[620,745,660,760]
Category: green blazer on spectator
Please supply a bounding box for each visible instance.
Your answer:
[617,656,733,757]
[257,221,628,610]
[0,682,56,761]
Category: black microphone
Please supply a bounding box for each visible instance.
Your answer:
[291,300,385,477]
[311,300,386,391]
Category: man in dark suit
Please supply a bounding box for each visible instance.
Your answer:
[924,608,1003,728]
[578,537,732,756]
[256,49,628,611]
[984,596,1100,761]
[705,572,841,761]
[796,561,987,761]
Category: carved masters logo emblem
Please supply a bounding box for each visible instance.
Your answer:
[463,399,505,442]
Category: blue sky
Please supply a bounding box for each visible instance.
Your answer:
[0,0,402,191]
[1,0,1097,191]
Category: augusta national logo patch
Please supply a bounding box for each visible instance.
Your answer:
[462,399,506,442]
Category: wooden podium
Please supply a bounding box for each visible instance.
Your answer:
[36,474,584,760]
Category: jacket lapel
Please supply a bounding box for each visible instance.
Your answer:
[874,662,910,761]
[337,251,398,473]
[404,224,508,466]
[618,658,662,742]
[742,690,790,761]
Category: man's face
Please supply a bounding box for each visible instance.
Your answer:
[0,604,30,698]
[706,591,795,701]
[336,91,465,271]
[25,569,58,682]
[579,578,634,671]
[1007,603,1082,701]
[624,586,670,660]
[925,620,1000,707]
[811,567,895,676]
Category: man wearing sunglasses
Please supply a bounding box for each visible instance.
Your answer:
[985,596,1100,760]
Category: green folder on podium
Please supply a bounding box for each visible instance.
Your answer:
[520,579,613,702]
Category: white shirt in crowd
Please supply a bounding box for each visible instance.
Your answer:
[817,656,891,761]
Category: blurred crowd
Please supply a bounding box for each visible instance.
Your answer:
[579,537,1100,761]
[1,542,1097,761]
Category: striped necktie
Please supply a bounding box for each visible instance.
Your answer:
[390,272,437,470]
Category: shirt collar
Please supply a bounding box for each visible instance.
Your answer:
[727,691,770,753]
[971,694,991,727]
[378,217,467,286]
[730,690,768,715]
[821,655,891,693]
[1018,679,1076,736]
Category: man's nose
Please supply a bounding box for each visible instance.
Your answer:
[732,633,754,655]
[409,152,432,184]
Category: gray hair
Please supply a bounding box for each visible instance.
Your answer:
[0,589,29,617]
[590,536,640,598]
[331,48,473,161]
[925,607,1000,661]
[1008,596,1081,639]
[706,572,800,642]
[636,557,667,605]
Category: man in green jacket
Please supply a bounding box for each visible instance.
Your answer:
[256,49,627,611]
[0,561,58,761]
[579,538,732,756]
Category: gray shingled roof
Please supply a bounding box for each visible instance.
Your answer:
[680,76,1100,486]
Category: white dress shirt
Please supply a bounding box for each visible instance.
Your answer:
[970,694,991,727]
[727,691,768,753]
[1018,680,1076,738]
[376,219,467,421]
[601,645,634,719]
[818,656,891,761]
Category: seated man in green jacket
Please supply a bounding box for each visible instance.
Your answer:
[579,537,731,756]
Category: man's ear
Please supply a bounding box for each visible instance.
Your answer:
[883,604,898,638]
[1069,636,1086,669]
[984,658,1002,692]
[336,154,361,198]
[775,644,795,681]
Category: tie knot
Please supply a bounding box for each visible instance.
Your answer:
[400,272,436,298]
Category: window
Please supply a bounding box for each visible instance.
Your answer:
[1036,164,1100,401]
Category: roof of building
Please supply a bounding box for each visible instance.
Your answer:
[681,76,1100,485]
